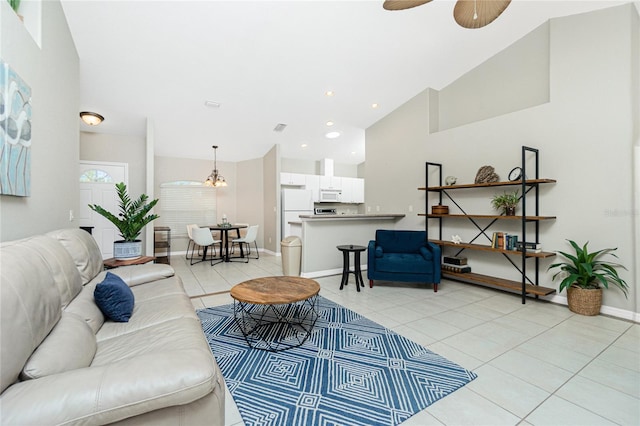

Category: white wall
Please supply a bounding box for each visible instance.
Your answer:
[0,0,79,241]
[365,4,639,315]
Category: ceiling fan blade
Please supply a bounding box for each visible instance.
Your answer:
[453,0,511,29]
[383,0,433,11]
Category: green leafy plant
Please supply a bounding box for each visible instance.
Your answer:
[490,190,519,212]
[548,240,628,297]
[8,0,20,13]
[88,182,159,242]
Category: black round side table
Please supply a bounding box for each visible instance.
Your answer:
[336,245,367,292]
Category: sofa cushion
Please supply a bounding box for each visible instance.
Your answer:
[0,239,62,393]
[65,281,105,333]
[419,246,433,261]
[20,313,96,380]
[377,253,431,274]
[47,228,103,285]
[94,272,135,322]
[376,229,427,253]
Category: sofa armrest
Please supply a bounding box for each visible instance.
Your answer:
[426,242,442,282]
[0,349,217,425]
[109,263,175,287]
[367,240,376,270]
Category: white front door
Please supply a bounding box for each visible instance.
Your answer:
[79,161,128,259]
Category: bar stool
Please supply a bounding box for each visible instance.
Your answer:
[336,244,367,292]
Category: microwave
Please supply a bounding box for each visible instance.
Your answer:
[319,189,341,203]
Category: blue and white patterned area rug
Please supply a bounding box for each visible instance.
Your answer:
[198,296,476,426]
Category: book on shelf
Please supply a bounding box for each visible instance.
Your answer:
[491,232,518,250]
[443,256,467,265]
[442,263,472,273]
[515,241,542,252]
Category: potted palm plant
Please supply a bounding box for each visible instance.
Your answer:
[491,190,519,216]
[88,182,159,259]
[548,240,628,315]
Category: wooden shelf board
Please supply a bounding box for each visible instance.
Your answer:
[420,214,556,220]
[442,271,556,296]
[430,239,556,258]
[418,178,556,191]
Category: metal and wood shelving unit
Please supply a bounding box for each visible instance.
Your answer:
[420,146,556,303]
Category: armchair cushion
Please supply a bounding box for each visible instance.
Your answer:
[94,272,135,322]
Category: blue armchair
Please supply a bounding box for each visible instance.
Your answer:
[367,230,441,291]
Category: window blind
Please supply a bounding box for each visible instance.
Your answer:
[158,182,216,237]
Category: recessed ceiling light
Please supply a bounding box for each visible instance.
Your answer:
[351,151,356,155]
[204,100,221,108]
[325,131,340,139]
[326,121,334,126]
[325,91,334,97]
[371,103,379,108]
[301,143,308,148]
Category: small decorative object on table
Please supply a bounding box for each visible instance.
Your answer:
[445,176,457,185]
[474,165,500,183]
[451,235,462,244]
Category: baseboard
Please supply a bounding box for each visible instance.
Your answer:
[302,265,369,280]
[546,294,639,322]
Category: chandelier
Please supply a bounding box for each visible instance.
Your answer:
[204,145,227,187]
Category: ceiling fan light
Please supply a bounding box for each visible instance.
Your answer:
[383,0,433,11]
[453,0,511,29]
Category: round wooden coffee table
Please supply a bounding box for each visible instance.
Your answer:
[230,276,320,352]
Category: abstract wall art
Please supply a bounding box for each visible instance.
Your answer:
[0,58,32,196]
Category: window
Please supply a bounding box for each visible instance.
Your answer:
[79,169,114,183]
[158,181,216,237]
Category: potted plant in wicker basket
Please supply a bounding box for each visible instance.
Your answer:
[548,240,628,315]
[88,182,159,259]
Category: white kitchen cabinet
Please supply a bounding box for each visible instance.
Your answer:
[319,176,342,190]
[280,172,306,186]
[305,174,320,202]
[340,177,364,204]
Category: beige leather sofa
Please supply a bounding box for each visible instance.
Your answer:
[0,228,225,425]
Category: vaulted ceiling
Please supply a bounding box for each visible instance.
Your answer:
[61,1,623,164]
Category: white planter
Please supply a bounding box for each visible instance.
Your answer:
[114,240,142,260]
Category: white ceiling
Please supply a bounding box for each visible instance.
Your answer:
[61,0,624,164]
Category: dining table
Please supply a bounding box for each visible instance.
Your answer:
[204,224,248,264]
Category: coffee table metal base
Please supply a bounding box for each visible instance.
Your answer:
[233,296,319,352]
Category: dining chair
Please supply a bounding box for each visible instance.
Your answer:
[190,227,222,265]
[185,224,198,261]
[231,225,259,261]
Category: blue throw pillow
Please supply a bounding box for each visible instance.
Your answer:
[375,246,384,258]
[94,272,135,322]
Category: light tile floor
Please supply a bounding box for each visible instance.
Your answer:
[178,253,640,426]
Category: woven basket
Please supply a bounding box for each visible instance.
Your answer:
[567,286,602,316]
[431,205,449,215]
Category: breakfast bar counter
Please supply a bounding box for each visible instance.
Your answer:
[297,213,405,277]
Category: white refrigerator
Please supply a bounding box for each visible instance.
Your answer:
[282,188,313,238]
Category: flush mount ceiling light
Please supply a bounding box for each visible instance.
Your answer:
[204,145,227,187]
[326,121,334,126]
[325,131,341,139]
[79,111,104,126]
[383,0,511,29]
[204,100,221,108]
